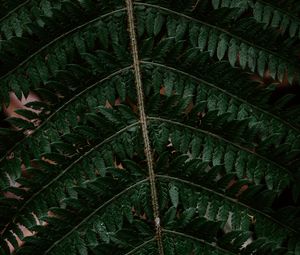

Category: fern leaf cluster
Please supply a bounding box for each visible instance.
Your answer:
[212,0,300,39]
[0,0,300,254]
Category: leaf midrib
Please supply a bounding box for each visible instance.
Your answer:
[124,238,156,255]
[162,229,236,255]
[0,0,31,23]
[125,0,164,253]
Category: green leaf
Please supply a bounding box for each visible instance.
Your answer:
[217,34,228,60]
[179,207,196,227]
[247,47,257,72]
[198,26,209,51]
[239,43,248,69]
[271,10,282,28]
[224,150,236,173]
[253,2,263,22]
[268,55,278,79]
[228,39,238,67]
[189,24,200,47]
[14,109,39,120]
[262,6,272,27]
[169,184,179,208]
[146,9,155,36]
[94,220,110,243]
[289,20,299,38]
[6,117,34,129]
[280,15,290,34]
[153,37,175,59]
[154,13,165,36]
[257,50,267,76]
[175,19,187,41]
[163,206,177,226]
[212,0,220,9]
[207,30,219,57]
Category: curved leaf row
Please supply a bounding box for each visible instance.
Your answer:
[141,64,300,166]
[0,68,135,181]
[1,9,132,171]
[149,119,290,193]
[212,0,300,39]
[0,7,128,103]
[0,8,137,252]
[0,103,142,252]
[134,4,300,126]
[0,0,28,20]
[0,0,300,254]
[0,0,124,45]
[0,0,126,108]
[135,2,299,83]
[0,10,131,155]
[0,0,62,40]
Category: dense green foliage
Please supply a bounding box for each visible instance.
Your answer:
[0,0,300,254]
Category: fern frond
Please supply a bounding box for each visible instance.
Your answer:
[135,2,299,83]
[1,0,300,254]
[158,176,296,252]
[0,8,128,104]
[142,63,300,174]
[149,118,292,192]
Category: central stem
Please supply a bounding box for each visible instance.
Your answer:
[125,1,164,254]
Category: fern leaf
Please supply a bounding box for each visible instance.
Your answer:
[0,0,299,254]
